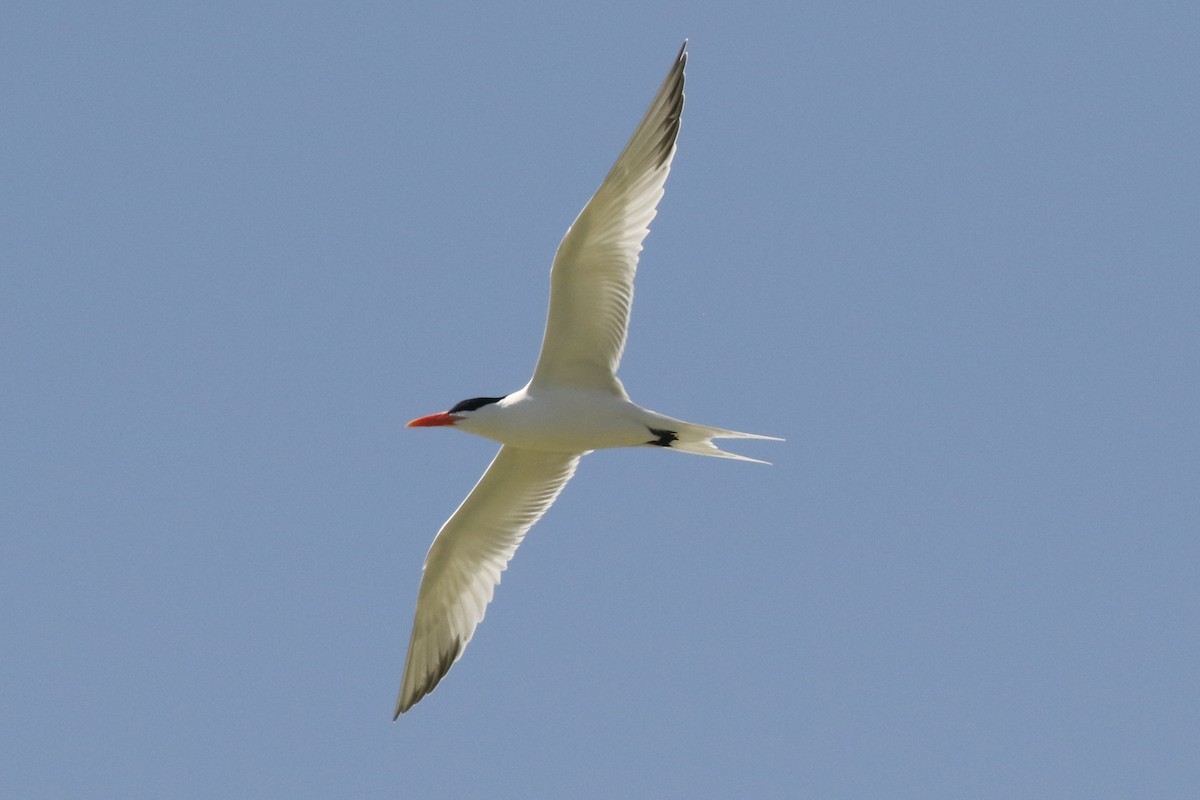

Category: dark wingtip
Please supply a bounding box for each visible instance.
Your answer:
[393,637,464,719]
[647,41,687,170]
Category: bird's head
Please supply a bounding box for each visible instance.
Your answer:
[407,396,506,429]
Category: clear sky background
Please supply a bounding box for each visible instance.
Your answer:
[3,3,1198,798]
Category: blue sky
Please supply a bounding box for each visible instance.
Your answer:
[3,2,1198,798]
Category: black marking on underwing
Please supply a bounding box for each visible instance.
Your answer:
[652,45,687,170]
[432,637,462,687]
[646,427,678,447]
[448,396,505,414]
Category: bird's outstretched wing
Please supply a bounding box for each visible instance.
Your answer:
[529,42,687,396]
[395,446,581,716]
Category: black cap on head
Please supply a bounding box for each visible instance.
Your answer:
[448,396,505,414]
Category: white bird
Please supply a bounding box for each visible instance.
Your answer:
[396,42,780,717]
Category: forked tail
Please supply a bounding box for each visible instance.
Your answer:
[645,417,783,464]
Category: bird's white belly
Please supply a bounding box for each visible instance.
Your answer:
[460,387,657,452]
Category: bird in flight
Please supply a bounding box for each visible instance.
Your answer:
[396,42,780,716]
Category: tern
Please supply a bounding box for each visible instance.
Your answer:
[396,42,780,717]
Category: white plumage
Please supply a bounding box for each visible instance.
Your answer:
[396,42,780,717]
